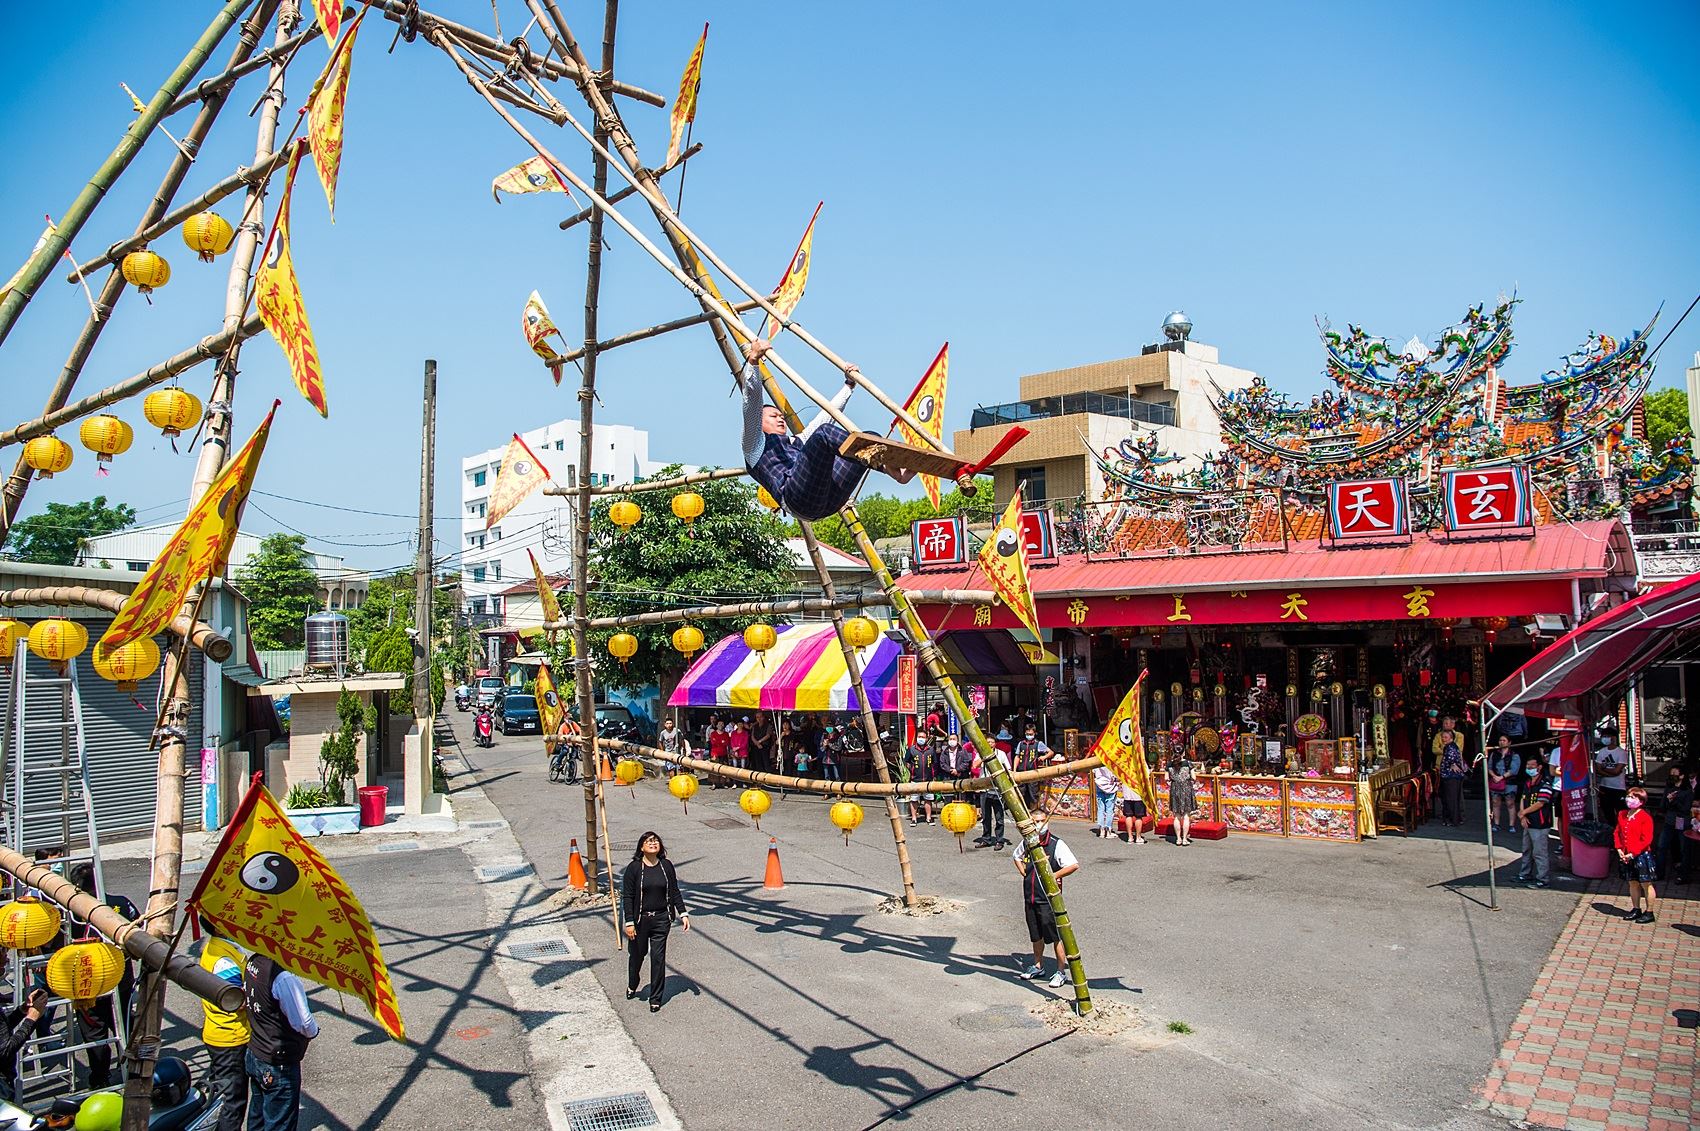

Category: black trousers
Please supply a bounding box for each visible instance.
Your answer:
[627,915,672,1003]
[980,793,1004,840]
[1440,777,1464,825]
[208,1044,250,1131]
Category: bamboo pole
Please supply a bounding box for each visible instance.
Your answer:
[558,143,702,231]
[0,0,252,351]
[799,523,920,906]
[0,586,232,660]
[591,735,1103,796]
[544,297,763,367]
[126,11,298,1124]
[0,317,265,449]
[544,466,746,498]
[524,75,949,452]
[0,0,276,541]
[435,30,872,446]
[369,0,663,105]
[561,588,993,631]
[0,849,244,1012]
[164,7,331,115]
[66,145,296,283]
[562,0,621,898]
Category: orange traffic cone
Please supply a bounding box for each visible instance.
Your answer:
[567,838,588,890]
[598,754,614,782]
[763,837,786,890]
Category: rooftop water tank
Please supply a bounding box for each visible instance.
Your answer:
[304,611,349,675]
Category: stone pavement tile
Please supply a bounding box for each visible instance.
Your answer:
[1473,873,1698,1130]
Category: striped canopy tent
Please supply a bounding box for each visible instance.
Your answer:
[668,622,901,712]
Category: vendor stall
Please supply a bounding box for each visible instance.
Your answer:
[668,621,908,712]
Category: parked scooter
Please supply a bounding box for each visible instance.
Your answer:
[28,1056,210,1130]
[474,707,495,748]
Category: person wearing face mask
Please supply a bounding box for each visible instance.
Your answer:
[1515,756,1559,887]
[1613,787,1658,923]
[1487,736,1522,836]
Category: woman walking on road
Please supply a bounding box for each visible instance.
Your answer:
[622,832,690,1012]
[1614,787,1659,924]
[1092,765,1119,838]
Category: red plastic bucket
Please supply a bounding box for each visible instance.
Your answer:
[358,785,388,828]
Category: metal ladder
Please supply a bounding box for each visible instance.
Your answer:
[1,638,128,1102]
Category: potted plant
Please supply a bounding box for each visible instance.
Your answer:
[282,687,368,836]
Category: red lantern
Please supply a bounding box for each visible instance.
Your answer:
[1391,672,1403,688]
[1446,668,1457,685]
[1418,670,1431,687]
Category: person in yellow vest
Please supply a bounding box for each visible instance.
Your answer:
[198,917,250,1131]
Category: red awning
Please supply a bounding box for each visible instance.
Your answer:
[1483,571,1700,720]
[899,520,1634,630]
[903,519,1631,595]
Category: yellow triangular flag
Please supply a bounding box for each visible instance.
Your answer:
[976,488,1041,637]
[897,343,948,508]
[486,435,550,530]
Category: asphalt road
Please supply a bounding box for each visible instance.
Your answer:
[456,713,1576,1131]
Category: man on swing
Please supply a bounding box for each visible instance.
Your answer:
[740,338,911,521]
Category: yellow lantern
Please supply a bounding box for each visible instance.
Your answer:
[608,500,641,530]
[143,387,202,437]
[829,800,864,845]
[756,485,780,511]
[670,491,705,526]
[92,636,160,692]
[843,616,880,650]
[120,249,170,295]
[668,771,699,813]
[46,941,125,1002]
[743,623,777,655]
[0,620,27,667]
[0,899,62,950]
[181,211,234,261]
[78,415,133,464]
[614,758,644,786]
[28,618,88,670]
[608,632,638,669]
[22,435,72,479]
[671,624,704,659]
[939,800,978,852]
[739,788,772,829]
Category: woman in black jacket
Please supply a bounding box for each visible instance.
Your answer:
[620,831,690,1012]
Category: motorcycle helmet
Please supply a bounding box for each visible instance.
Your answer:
[73,1093,123,1131]
[151,1056,191,1107]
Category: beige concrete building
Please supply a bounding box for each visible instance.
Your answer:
[954,315,1258,506]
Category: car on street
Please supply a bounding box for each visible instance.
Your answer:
[475,676,506,708]
[498,693,541,735]
[591,703,651,744]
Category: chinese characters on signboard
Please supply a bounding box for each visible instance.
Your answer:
[1327,478,1409,540]
[1442,467,1532,532]
[911,516,964,566]
[896,655,918,714]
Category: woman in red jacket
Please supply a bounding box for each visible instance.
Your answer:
[1613,786,1658,924]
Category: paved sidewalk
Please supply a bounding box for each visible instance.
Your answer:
[1476,878,1699,1130]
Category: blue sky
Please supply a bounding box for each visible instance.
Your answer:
[3,1,1696,573]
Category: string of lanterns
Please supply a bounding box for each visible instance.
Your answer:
[0,616,162,690]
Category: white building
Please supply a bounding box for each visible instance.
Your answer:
[79,523,369,610]
[459,418,665,621]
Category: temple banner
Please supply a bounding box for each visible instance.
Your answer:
[1327,478,1409,540]
[1442,466,1533,532]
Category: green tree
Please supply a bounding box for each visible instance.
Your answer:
[237,533,321,648]
[804,476,992,553]
[5,495,136,564]
[587,466,793,689]
[365,625,415,714]
[1644,387,1691,450]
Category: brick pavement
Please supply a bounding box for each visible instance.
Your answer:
[1477,876,1698,1130]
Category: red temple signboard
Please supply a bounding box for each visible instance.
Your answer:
[1442,467,1532,532]
[911,516,964,566]
[1327,478,1409,540]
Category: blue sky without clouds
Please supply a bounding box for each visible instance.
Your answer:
[3,1,1696,572]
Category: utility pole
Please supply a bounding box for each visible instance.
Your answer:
[414,359,437,724]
